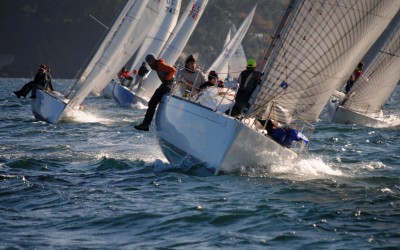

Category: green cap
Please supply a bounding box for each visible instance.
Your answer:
[247,59,256,68]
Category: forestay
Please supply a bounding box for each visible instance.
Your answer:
[138,0,209,99]
[345,10,400,114]
[130,0,182,72]
[251,0,400,125]
[206,5,256,80]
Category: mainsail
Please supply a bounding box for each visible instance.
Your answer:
[67,0,163,109]
[206,5,256,80]
[138,0,209,99]
[130,0,182,72]
[344,10,400,114]
[251,0,400,125]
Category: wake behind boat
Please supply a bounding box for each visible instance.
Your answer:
[153,0,400,175]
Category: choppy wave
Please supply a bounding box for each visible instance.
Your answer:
[1,78,400,249]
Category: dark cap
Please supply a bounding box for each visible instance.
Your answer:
[145,54,156,65]
[208,70,218,80]
[185,54,196,65]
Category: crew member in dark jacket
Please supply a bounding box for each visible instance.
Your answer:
[199,70,218,90]
[134,54,176,131]
[228,59,262,116]
[14,64,50,98]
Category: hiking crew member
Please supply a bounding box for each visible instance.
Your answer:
[14,65,52,98]
[134,54,176,131]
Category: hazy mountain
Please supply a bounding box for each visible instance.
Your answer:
[0,0,287,78]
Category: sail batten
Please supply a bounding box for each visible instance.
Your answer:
[252,0,400,124]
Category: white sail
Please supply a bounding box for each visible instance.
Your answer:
[130,0,182,72]
[251,0,400,125]
[77,0,136,86]
[344,10,400,114]
[206,5,256,80]
[228,23,247,80]
[67,0,163,108]
[216,24,248,81]
[138,0,209,99]
[218,27,231,81]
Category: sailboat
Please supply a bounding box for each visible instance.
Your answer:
[132,0,209,105]
[194,6,256,113]
[154,0,400,175]
[31,0,163,124]
[328,10,400,127]
[106,0,182,107]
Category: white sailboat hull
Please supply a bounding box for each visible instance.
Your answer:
[328,97,389,127]
[155,96,298,175]
[30,90,67,124]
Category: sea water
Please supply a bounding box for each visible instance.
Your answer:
[1,78,399,249]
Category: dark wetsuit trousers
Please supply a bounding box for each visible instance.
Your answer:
[17,81,38,97]
[143,84,171,125]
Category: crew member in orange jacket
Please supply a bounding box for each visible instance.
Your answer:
[134,54,176,131]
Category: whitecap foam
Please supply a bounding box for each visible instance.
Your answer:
[268,156,343,181]
[61,107,113,124]
[132,102,148,110]
[356,161,386,171]
[372,114,400,128]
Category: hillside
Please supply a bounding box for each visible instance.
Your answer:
[0,0,287,78]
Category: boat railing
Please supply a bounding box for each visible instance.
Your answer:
[169,79,238,113]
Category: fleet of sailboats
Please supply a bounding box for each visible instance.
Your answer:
[327,10,400,127]
[25,0,400,175]
[106,0,182,107]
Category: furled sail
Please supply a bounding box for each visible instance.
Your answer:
[67,0,163,109]
[206,5,256,80]
[130,0,182,72]
[345,10,400,114]
[251,0,400,125]
[138,0,209,99]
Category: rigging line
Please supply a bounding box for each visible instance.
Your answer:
[65,16,111,98]
[89,14,110,30]
[379,50,400,58]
